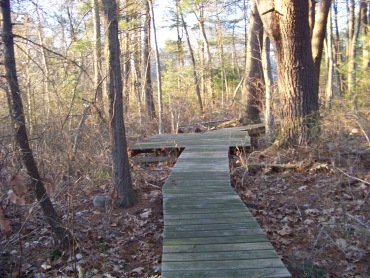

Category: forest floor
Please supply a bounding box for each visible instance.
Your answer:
[0,109,369,277]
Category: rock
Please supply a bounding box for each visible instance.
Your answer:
[93,196,106,208]
[154,266,161,274]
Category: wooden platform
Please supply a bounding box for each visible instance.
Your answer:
[131,127,291,277]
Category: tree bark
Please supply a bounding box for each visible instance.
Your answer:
[262,33,274,138]
[333,0,345,94]
[244,1,264,124]
[148,0,164,134]
[257,0,318,146]
[348,0,363,108]
[325,8,335,108]
[102,0,136,207]
[92,0,103,103]
[1,0,69,246]
[311,0,332,81]
[143,0,156,120]
[361,1,369,72]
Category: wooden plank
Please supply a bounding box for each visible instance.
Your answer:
[163,207,249,215]
[163,242,275,253]
[164,211,251,220]
[164,216,259,226]
[164,228,265,238]
[161,258,287,271]
[163,222,262,232]
[162,249,279,261]
[161,268,291,278]
[163,234,269,246]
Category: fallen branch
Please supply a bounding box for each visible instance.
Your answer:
[336,167,370,186]
[246,161,311,170]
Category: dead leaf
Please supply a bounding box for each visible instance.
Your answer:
[8,172,27,198]
[277,224,292,236]
[44,174,56,198]
[7,190,25,204]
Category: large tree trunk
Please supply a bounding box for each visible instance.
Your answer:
[143,0,156,120]
[257,0,318,146]
[1,0,69,246]
[102,0,136,207]
[244,1,264,124]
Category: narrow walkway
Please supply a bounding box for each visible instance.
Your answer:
[131,127,291,277]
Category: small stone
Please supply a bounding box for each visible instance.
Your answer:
[76,253,83,261]
[93,196,106,207]
[154,266,161,274]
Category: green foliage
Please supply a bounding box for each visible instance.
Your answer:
[287,258,326,278]
[71,39,92,53]
[49,249,62,261]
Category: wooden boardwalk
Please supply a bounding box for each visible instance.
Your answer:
[131,127,291,278]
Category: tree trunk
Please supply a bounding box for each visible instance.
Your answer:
[102,0,136,207]
[36,12,51,120]
[143,0,156,120]
[348,1,363,108]
[311,0,332,81]
[325,8,335,108]
[1,0,69,246]
[148,0,163,134]
[361,1,369,72]
[180,5,204,115]
[244,1,264,124]
[92,0,103,104]
[308,0,316,38]
[333,0,345,94]
[257,0,318,146]
[262,33,274,138]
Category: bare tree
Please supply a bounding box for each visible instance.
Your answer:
[1,0,69,246]
[92,0,103,103]
[348,0,363,108]
[143,0,156,120]
[101,0,136,207]
[179,2,204,115]
[148,0,164,134]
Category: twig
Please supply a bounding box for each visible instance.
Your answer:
[353,113,370,143]
[310,225,324,259]
[336,167,370,186]
[346,213,370,229]
[295,204,302,221]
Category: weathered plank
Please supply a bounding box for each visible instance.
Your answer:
[162,249,279,262]
[161,268,291,278]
